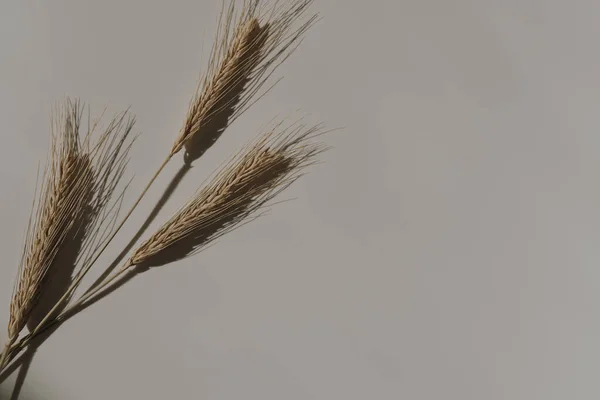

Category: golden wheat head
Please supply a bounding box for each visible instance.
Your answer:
[131,121,325,267]
[7,99,135,341]
[171,0,318,163]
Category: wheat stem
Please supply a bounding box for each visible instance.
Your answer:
[0,261,129,372]
[67,262,131,313]
[0,343,11,371]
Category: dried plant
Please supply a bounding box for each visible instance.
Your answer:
[0,0,325,392]
[132,123,324,268]
[0,100,135,369]
[174,0,317,163]
[6,104,95,346]
[75,0,318,298]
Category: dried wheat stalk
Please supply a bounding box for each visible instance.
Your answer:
[172,0,317,163]
[0,100,135,368]
[0,0,323,378]
[132,122,325,267]
[7,104,94,344]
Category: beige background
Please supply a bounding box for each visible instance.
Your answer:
[2,0,600,399]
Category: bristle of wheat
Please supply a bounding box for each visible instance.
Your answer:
[171,0,317,162]
[131,121,324,267]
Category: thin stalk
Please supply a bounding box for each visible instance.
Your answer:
[68,262,132,313]
[0,343,11,371]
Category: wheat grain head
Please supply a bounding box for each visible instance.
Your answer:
[8,101,95,341]
[172,0,318,163]
[6,99,135,340]
[131,121,325,267]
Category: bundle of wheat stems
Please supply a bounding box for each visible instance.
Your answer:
[0,0,324,381]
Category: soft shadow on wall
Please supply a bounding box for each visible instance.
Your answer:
[0,388,34,400]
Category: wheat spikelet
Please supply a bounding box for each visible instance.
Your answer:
[8,101,95,341]
[172,0,317,163]
[29,103,137,330]
[131,121,325,267]
[5,99,136,342]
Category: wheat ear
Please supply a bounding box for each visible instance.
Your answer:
[2,101,95,364]
[172,0,318,163]
[131,121,325,267]
[0,100,135,370]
